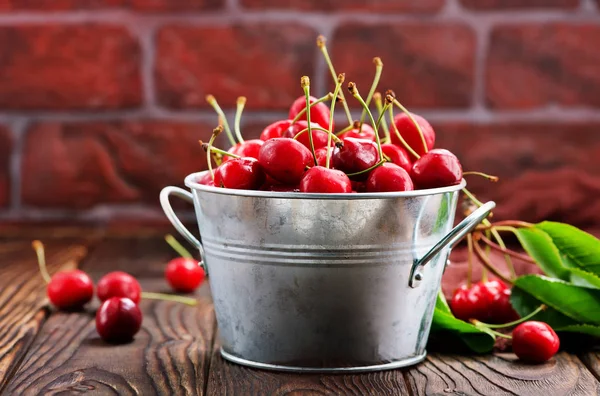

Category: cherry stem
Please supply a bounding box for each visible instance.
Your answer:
[375,102,391,136]
[327,74,344,169]
[462,188,484,207]
[165,235,193,259]
[467,233,474,288]
[293,126,341,144]
[476,221,534,231]
[141,292,197,306]
[480,234,535,264]
[472,238,512,285]
[346,160,386,177]
[201,143,241,159]
[290,93,334,124]
[388,105,420,159]
[490,228,516,278]
[317,35,353,126]
[234,96,246,143]
[473,304,546,329]
[348,82,384,162]
[373,92,390,141]
[301,76,318,166]
[206,95,236,147]
[359,57,383,125]
[201,126,222,180]
[392,98,428,154]
[335,123,355,136]
[32,240,51,284]
[463,171,499,182]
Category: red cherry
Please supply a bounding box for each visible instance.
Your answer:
[490,288,520,324]
[97,271,141,305]
[47,270,94,310]
[366,163,414,192]
[260,120,292,141]
[223,139,264,162]
[381,144,412,173]
[299,166,352,193]
[289,95,331,130]
[96,297,142,343]
[282,120,330,150]
[512,321,560,363]
[338,123,376,141]
[214,157,266,190]
[450,283,490,322]
[165,257,205,293]
[391,113,435,161]
[314,147,334,167]
[351,180,367,192]
[411,149,463,189]
[332,137,380,181]
[198,172,213,186]
[258,138,313,184]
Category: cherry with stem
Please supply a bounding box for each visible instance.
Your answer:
[200,143,241,160]
[234,96,246,143]
[290,93,334,124]
[348,82,384,163]
[326,73,345,169]
[387,100,420,160]
[464,171,499,182]
[292,126,342,145]
[301,76,317,166]
[206,95,236,147]
[317,35,353,126]
[388,93,428,155]
[202,126,223,180]
[359,57,383,125]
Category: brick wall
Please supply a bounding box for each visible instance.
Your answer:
[0,0,599,228]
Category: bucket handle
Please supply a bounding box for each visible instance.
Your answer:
[159,186,206,273]
[409,201,496,288]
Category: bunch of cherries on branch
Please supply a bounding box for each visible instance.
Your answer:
[198,37,462,194]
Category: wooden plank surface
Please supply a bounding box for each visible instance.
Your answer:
[0,241,88,390]
[4,238,216,396]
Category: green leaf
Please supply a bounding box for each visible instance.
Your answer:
[537,221,600,275]
[430,309,495,353]
[515,227,568,279]
[513,275,600,325]
[510,286,578,328]
[435,291,452,314]
[555,324,600,338]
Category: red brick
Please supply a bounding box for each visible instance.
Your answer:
[331,24,475,109]
[0,0,223,11]
[486,24,600,109]
[0,126,12,207]
[155,24,318,110]
[0,25,141,110]
[21,121,215,209]
[434,122,600,228]
[459,0,578,9]
[129,0,223,11]
[241,0,443,12]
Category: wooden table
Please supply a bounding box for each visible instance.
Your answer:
[1,229,599,395]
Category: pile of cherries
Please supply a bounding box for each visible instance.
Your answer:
[33,238,204,344]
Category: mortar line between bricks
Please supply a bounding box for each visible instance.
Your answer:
[0,206,197,222]
[137,24,158,108]
[471,22,491,111]
[8,120,27,211]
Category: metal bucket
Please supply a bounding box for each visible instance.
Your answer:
[160,171,494,373]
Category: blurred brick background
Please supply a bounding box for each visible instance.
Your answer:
[0,0,599,229]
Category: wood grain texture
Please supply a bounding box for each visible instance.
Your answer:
[4,239,216,396]
[206,340,410,396]
[0,242,88,389]
[404,352,599,396]
[578,351,600,383]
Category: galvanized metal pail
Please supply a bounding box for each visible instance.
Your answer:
[160,171,494,373]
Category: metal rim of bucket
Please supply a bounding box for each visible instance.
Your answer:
[220,348,427,373]
[185,171,467,200]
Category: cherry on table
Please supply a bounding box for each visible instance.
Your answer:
[411,148,463,189]
[366,163,414,192]
[258,138,313,185]
[331,137,380,181]
[282,120,330,150]
[223,139,264,161]
[391,112,435,161]
[97,271,142,304]
[512,321,560,363]
[260,120,292,141]
[288,95,331,130]
[214,157,266,190]
[338,122,376,141]
[96,297,143,343]
[381,144,412,173]
[299,166,352,193]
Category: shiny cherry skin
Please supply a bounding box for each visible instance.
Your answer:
[260,120,292,141]
[96,297,142,343]
[223,139,264,162]
[97,271,141,305]
[282,120,330,150]
[165,258,205,293]
[197,172,213,186]
[411,149,463,189]
[47,270,94,310]
[381,144,412,173]
[338,123,376,141]
[366,163,414,192]
[258,138,313,184]
[299,166,352,193]
[332,137,379,181]
[314,147,334,167]
[450,282,491,322]
[391,113,435,161]
[512,321,560,363]
[214,157,266,190]
[490,287,520,324]
[289,95,331,130]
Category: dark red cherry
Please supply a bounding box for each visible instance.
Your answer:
[338,123,376,141]
[351,180,367,192]
[391,113,435,161]
[490,288,520,324]
[96,297,142,343]
[47,270,94,310]
[223,139,264,162]
[260,120,292,141]
[258,138,313,184]
[282,120,330,150]
[165,257,205,293]
[214,157,266,190]
[366,163,414,192]
[512,321,560,363]
[411,149,463,189]
[381,144,412,173]
[332,137,379,181]
[97,271,141,304]
[299,166,352,193]
[289,95,331,130]
[450,283,490,322]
